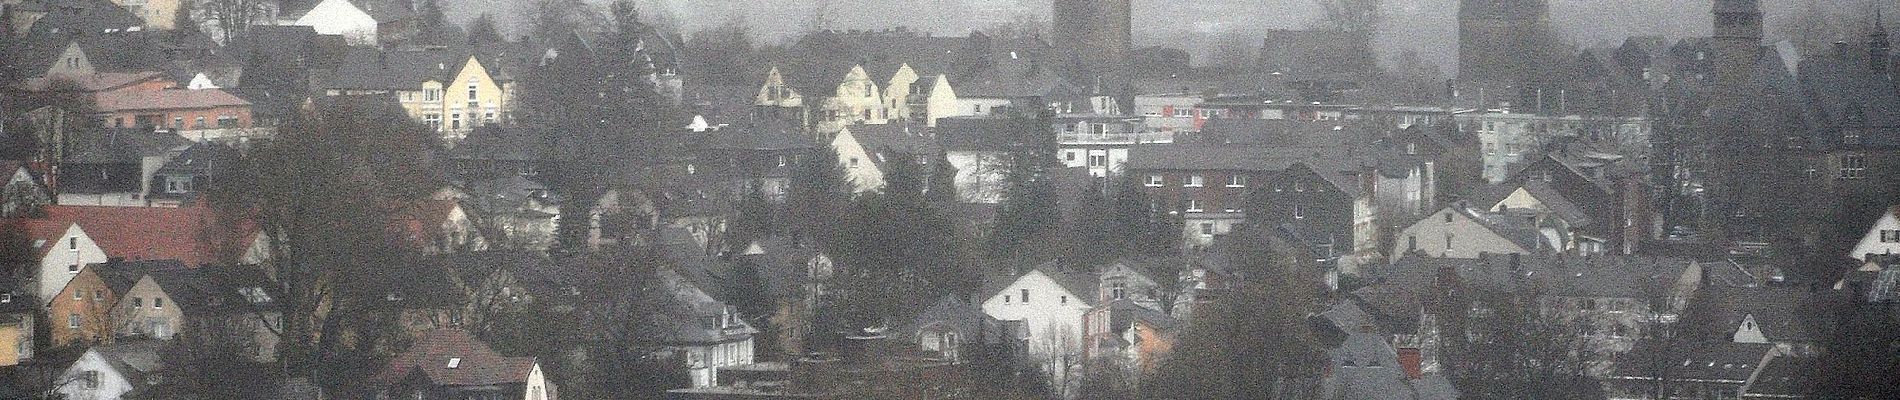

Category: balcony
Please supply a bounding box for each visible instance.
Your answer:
[1058,131,1174,145]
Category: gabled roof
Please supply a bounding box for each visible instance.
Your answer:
[372,329,537,388]
[1797,54,1900,148]
[1611,341,1774,383]
[450,125,558,162]
[1030,261,1100,307]
[1381,253,1698,300]
[843,122,940,171]
[324,47,468,90]
[1487,179,1594,228]
[94,88,250,112]
[60,129,190,164]
[1697,285,1841,344]
[13,205,238,266]
[154,142,239,177]
[88,259,188,295]
[141,264,280,315]
[652,268,757,344]
[695,118,814,152]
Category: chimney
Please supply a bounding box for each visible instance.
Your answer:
[1398,348,1423,380]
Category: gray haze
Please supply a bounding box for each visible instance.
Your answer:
[442,0,1882,72]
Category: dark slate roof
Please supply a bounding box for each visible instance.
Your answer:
[696,118,813,152]
[62,129,190,164]
[733,236,823,300]
[369,329,537,388]
[1456,207,1547,253]
[1381,253,1697,300]
[1740,355,1820,397]
[845,122,941,170]
[20,0,142,42]
[903,294,1008,344]
[456,175,559,218]
[1485,179,1594,228]
[1797,55,1900,149]
[772,30,991,97]
[1611,341,1774,383]
[153,141,238,177]
[142,264,281,315]
[652,268,757,344]
[1697,285,1841,344]
[934,116,1032,152]
[660,227,733,303]
[86,259,189,294]
[323,47,466,90]
[1031,261,1099,307]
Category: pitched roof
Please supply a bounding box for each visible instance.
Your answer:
[88,259,189,294]
[1031,261,1099,306]
[1382,253,1697,300]
[14,205,238,266]
[449,125,558,162]
[324,47,467,90]
[695,118,814,152]
[1697,285,1841,344]
[60,129,190,165]
[141,264,280,315]
[372,329,537,388]
[1611,341,1774,383]
[934,116,1033,152]
[652,268,757,344]
[94,88,250,112]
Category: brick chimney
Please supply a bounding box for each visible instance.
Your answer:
[1397,347,1423,380]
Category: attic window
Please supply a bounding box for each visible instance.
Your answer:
[447,358,462,369]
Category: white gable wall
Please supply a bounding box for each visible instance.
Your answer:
[1391,208,1530,263]
[1849,210,1900,261]
[981,270,1091,359]
[38,225,109,306]
[292,0,378,45]
[57,350,135,400]
[830,128,884,193]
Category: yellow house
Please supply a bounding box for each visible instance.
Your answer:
[0,314,28,366]
[756,64,891,142]
[325,49,508,141]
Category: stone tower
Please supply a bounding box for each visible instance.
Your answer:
[1710,0,1763,101]
[1457,0,1555,83]
[1052,0,1132,84]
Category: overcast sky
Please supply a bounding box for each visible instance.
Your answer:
[442,0,1885,71]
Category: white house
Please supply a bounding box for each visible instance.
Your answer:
[1391,206,1549,263]
[656,269,757,388]
[1849,206,1900,261]
[289,0,378,45]
[28,224,108,306]
[54,340,164,400]
[829,123,939,194]
[981,263,1098,386]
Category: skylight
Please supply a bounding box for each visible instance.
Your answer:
[447,358,461,369]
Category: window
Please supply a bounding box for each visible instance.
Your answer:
[1883,230,1900,243]
[154,298,164,308]
[172,117,184,128]
[424,114,442,130]
[69,237,77,250]
[1111,282,1126,299]
[165,176,192,193]
[74,290,82,300]
[1407,142,1418,154]
[1147,175,1164,187]
[1004,295,1011,303]
[1228,175,1247,187]
[849,157,860,168]
[69,264,79,273]
[1200,223,1214,236]
[1445,233,1454,250]
[1579,298,1596,311]
[93,290,102,301]
[69,313,80,328]
[1611,324,1629,338]
[1060,295,1068,304]
[451,113,462,130]
[1842,155,1867,179]
[1185,200,1202,212]
[193,116,206,129]
[1091,124,1107,135]
[132,297,143,308]
[425,89,441,102]
[1408,235,1418,252]
[1021,289,1030,303]
[1185,175,1204,187]
[1173,108,1193,117]
[217,116,237,128]
[83,370,99,389]
[1293,205,1304,219]
[1088,154,1107,167]
[1444,212,1454,223]
[1065,152,1076,161]
[467,79,478,100]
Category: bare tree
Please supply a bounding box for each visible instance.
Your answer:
[196,0,275,44]
[1314,0,1383,34]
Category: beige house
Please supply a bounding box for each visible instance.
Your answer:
[109,265,284,361]
[1391,205,1553,263]
[828,123,940,193]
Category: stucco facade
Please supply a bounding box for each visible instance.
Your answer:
[36,225,109,305]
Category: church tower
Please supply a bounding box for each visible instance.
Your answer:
[1053,0,1132,86]
[1457,0,1554,83]
[1710,0,1763,101]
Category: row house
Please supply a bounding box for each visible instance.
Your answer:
[1124,144,1375,256]
[756,29,988,139]
[11,205,261,306]
[323,48,510,141]
[829,122,941,194]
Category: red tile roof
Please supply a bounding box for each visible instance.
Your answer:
[94,88,251,112]
[10,205,252,266]
[373,329,537,388]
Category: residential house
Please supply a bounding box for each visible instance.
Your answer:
[1347,106,1460,130]
[105,0,179,30]
[829,122,940,193]
[13,205,250,305]
[1603,342,1783,400]
[980,262,1098,385]
[1318,330,1457,400]
[1,161,52,217]
[690,117,815,203]
[324,48,508,140]
[48,129,191,206]
[653,268,757,388]
[445,177,560,252]
[1849,205,1900,261]
[731,236,833,358]
[903,294,1012,363]
[225,25,353,125]
[285,0,377,45]
[756,28,990,136]
[1134,93,1209,133]
[1080,299,1179,377]
[144,141,238,207]
[0,279,34,366]
[385,199,489,255]
[1390,205,1552,263]
[448,125,557,181]
[1055,113,1170,178]
[47,338,165,400]
[1692,285,1839,356]
[94,86,252,130]
[1373,253,1707,376]
[47,259,182,347]
[1094,258,1167,311]
[1493,147,1654,255]
[370,329,554,400]
[1453,111,1652,183]
[1125,139,1373,253]
[935,115,1031,203]
[110,264,284,362]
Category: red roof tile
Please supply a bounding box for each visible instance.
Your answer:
[94,88,250,112]
[11,205,252,266]
[373,329,537,388]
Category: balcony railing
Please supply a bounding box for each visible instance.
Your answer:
[1058,132,1174,145]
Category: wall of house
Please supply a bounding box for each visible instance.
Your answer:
[980,271,1092,366]
[956,97,1014,117]
[43,43,95,77]
[830,130,885,193]
[48,269,116,347]
[678,338,755,388]
[58,350,135,400]
[921,75,960,127]
[0,322,23,366]
[883,65,921,124]
[442,58,505,141]
[104,103,254,131]
[38,225,108,304]
[755,68,806,109]
[1391,208,1530,263]
[1058,146,1130,178]
[111,276,182,339]
[814,66,889,135]
[1133,320,1173,375]
[525,363,551,400]
[1849,211,1900,261]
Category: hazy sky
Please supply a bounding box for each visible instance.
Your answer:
[442,0,1886,71]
